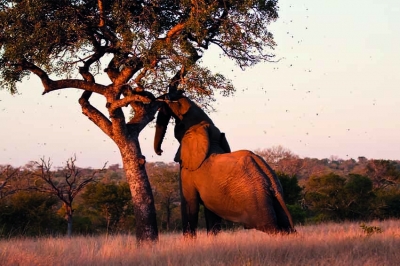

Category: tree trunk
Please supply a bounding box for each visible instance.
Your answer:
[64,204,73,237]
[119,139,158,242]
[106,209,110,238]
[166,199,171,231]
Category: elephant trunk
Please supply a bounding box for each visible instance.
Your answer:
[154,124,167,155]
[154,105,171,155]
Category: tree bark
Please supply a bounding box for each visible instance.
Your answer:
[119,139,158,242]
[65,203,73,238]
[166,199,171,231]
[78,88,159,242]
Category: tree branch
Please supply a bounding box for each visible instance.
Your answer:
[108,94,152,114]
[127,101,161,133]
[34,157,106,206]
[79,97,113,137]
[134,60,158,91]
[72,162,106,198]
[116,63,141,85]
[78,48,106,106]
[166,23,185,42]
[168,39,201,92]
[98,0,106,27]
[95,0,118,45]
[18,60,107,95]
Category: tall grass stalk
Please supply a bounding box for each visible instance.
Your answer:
[1,220,399,265]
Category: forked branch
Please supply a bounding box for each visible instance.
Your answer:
[17,60,107,95]
[79,97,113,137]
[108,94,153,114]
[34,156,106,205]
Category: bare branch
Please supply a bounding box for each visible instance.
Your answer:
[17,60,107,95]
[33,157,106,205]
[79,97,113,137]
[77,48,106,103]
[108,95,152,114]
[72,163,107,198]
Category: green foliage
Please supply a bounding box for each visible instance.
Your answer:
[359,223,382,236]
[276,173,306,224]
[286,204,306,225]
[67,214,94,235]
[0,0,278,98]
[0,191,64,237]
[305,173,376,221]
[344,174,375,220]
[81,182,134,234]
[372,188,400,219]
[345,174,373,195]
[149,163,181,231]
[305,173,347,221]
[2,155,400,236]
[1,1,280,241]
[277,172,302,205]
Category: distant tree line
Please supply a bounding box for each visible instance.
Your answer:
[1,147,399,237]
[256,146,400,224]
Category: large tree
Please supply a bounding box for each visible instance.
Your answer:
[0,0,279,241]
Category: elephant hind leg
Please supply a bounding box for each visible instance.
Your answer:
[254,197,282,234]
[272,197,296,234]
[255,218,281,234]
[256,198,295,234]
[204,207,222,236]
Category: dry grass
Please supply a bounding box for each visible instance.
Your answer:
[1,220,399,266]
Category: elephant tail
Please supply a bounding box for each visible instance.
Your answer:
[251,153,295,232]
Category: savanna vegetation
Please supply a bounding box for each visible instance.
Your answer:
[1,5,399,266]
[1,146,399,238]
[0,0,279,241]
[1,219,399,265]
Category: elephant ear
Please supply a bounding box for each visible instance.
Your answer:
[181,124,210,171]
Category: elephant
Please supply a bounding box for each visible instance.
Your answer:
[154,91,295,236]
[154,91,230,235]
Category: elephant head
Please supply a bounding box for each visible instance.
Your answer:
[154,92,230,170]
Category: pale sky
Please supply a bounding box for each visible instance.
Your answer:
[1,0,399,168]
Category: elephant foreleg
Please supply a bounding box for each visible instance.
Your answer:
[181,190,200,238]
[204,207,222,235]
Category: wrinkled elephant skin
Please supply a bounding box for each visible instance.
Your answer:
[181,150,294,234]
[154,92,295,236]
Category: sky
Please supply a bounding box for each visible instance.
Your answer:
[1,0,399,168]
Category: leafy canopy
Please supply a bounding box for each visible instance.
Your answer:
[0,0,278,101]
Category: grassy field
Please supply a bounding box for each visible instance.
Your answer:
[0,220,399,265]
